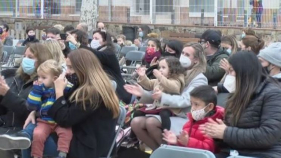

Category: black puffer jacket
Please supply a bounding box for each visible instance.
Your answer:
[0,69,32,132]
[219,79,281,158]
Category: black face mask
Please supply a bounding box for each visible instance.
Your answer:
[66,73,79,86]
[263,64,273,75]
[28,35,35,41]
[162,51,177,57]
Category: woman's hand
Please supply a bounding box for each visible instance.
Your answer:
[150,57,159,66]
[0,76,9,96]
[199,118,227,139]
[178,130,189,146]
[162,129,177,145]
[152,89,162,100]
[124,84,144,97]
[54,73,67,98]
[66,33,77,45]
[220,58,230,73]
[23,111,36,129]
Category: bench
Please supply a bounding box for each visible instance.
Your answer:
[165,32,200,44]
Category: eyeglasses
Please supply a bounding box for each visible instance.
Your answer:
[198,40,206,44]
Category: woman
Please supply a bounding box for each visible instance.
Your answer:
[144,38,162,67]
[240,35,264,55]
[43,39,66,71]
[221,35,238,55]
[124,43,208,150]
[65,29,89,51]
[0,43,53,157]
[200,51,281,158]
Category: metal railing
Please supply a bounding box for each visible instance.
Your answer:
[0,0,279,29]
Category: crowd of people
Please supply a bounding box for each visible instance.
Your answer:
[0,22,280,158]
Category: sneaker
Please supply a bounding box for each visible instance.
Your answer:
[0,132,31,150]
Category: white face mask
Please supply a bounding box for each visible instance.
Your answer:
[191,106,208,121]
[179,55,191,68]
[223,75,236,93]
[91,39,101,49]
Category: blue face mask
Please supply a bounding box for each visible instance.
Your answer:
[226,48,232,54]
[139,32,143,37]
[68,42,77,50]
[21,57,36,75]
[241,33,246,39]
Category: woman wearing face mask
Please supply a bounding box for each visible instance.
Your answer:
[240,35,264,55]
[144,38,162,68]
[22,27,40,46]
[258,42,281,81]
[0,43,54,157]
[66,29,88,51]
[124,43,208,150]
[221,36,238,55]
[200,51,281,158]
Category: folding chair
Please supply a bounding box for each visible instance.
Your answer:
[3,46,14,54]
[103,106,126,158]
[118,46,138,59]
[150,145,215,158]
[139,46,147,52]
[2,46,15,69]
[121,51,145,81]
[113,43,121,55]
[11,46,26,66]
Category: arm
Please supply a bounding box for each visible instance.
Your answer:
[48,96,94,128]
[137,75,157,91]
[223,90,281,149]
[26,84,43,111]
[159,77,182,94]
[161,74,208,108]
[204,54,228,81]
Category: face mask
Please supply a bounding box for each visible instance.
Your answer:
[66,73,79,86]
[191,106,208,121]
[0,28,3,35]
[28,35,35,41]
[223,75,236,93]
[241,33,246,39]
[90,39,101,49]
[264,64,273,74]
[179,55,191,68]
[162,51,177,57]
[139,31,144,37]
[146,47,156,55]
[226,48,232,54]
[21,57,36,75]
[68,42,77,50]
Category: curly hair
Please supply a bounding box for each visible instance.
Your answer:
[159,56,185,79]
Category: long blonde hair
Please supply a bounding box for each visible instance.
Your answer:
[184,43,207,85]
[68,49,120,118]
[42,40,65,65]
[17,43,53,82]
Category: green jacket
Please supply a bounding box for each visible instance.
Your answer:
[204,48,229,86]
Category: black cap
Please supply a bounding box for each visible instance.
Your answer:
[202,30,221,48]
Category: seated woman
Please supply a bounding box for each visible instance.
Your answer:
[200,51,281,158]
[0,49,120,158]
[124,43,208,150]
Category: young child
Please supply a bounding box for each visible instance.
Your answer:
[27,60,73,158]
[162,85,224,153]
[136,56,185,131]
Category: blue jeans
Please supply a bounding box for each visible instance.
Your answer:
[21,123,58,158]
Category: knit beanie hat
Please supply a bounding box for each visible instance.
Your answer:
[258,42,281,68]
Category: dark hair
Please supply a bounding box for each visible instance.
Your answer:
[64,25,75,33]
[3,24,9,32]
[148,38,162,54]
[242,35,264,55]
[26,26,35,34]
[159,56,185,79]
[165,40,183,58]
[46,27,61,35]
[190,85,217,106]
[92,30,115,52]
[70,29,88,46]
[226,51,265,126]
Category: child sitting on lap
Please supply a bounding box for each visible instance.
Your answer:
[163,85,224,152]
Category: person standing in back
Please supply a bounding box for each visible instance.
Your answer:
[22,27,40,46]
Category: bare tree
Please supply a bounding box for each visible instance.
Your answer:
[80,0,98,34]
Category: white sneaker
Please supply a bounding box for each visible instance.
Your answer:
[0,134,31,150]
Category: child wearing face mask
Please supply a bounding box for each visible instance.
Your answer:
[163,85,224,152]
[25,60,72,158]
[135,56,185,132]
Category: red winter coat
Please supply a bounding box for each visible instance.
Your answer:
[180,106,224,153]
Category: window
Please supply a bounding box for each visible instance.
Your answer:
[237,0,244,16]
[0,0,15,12]
[189,0,214,13]
[155,0,173,13]
[76,0,82,13]
[135,0,150,15]
[43,0,61,15]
